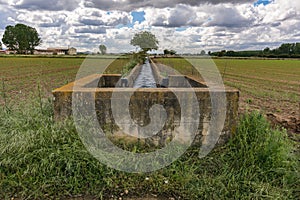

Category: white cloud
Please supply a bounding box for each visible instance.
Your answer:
[84,0,256,12]
[0,0,299,53]
[14,0,81,11]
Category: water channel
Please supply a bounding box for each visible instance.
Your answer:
[133,59,157,88]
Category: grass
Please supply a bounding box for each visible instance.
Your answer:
[0,56,299,199]
[0,98,298,199]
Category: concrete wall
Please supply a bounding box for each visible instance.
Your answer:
[150,59,207,88]
[122,64,143,87]
[84,74,122,88]
[53,74,239,148]
[149,59,169,87]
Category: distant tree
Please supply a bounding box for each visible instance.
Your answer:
[200,50,206,55]
[225,50,235,56]
[99,44,107,55]
[218,50,226,57]
[0,42,2,50]
[295,43,300,54]
[164,49,170,55]
[263,47,270,53]
[164,49,176,55]
[278,43,293,55]
[170,50,176,55]
[208,51,211,55]
[130,31,159,53]
[2,24,41,54]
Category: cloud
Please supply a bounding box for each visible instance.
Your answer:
[74,26,107,34]
[206,6,254,27]
[79,14,131,27]
[84,0,256,12]
[14,0,81,11]
[0,4,17,29]
[0,0,299,53]
[39,15,68,27]
[143,4,253,28]
[143,5,207,28]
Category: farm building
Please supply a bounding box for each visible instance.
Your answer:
[68,47,77,55]
[34,47,77,55]
[34,49,55,55]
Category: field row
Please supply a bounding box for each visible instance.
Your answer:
[154,58,300,121]
[1,57,299,122]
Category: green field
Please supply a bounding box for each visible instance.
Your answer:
[0,56,128,106]
[154,57,300,133]
[154,58,300,101]
[0,56,299,199]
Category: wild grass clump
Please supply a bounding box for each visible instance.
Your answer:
[0,100,298,199]
[0,100,114,199]
[122,51,147,77]
[122,60,138,77]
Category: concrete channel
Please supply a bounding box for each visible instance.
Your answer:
[133,59,157,88]
[53,58,239,148]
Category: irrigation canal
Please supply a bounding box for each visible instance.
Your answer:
[133,59,157,88]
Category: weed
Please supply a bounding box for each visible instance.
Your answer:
[246,98,253,104]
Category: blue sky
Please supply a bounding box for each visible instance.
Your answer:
[254,0,272,6]
[0,0,299,53]
[132,11,145,24]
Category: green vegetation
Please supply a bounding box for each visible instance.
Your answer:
[0,100,298,199]
[99,44,107,55]
[0,56,299,198]
[163,49,177,55]
[121,52,149,77]
[210,42,300,58]
[2,24,41,54]
[130,31,159,53]
[122,60,138,77]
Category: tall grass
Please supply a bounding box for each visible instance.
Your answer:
[0,100,298,199]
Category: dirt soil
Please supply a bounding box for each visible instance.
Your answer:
[239,95,300,137]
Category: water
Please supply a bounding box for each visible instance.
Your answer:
[133,59,157,88]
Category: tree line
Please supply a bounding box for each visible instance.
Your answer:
[210,43,300,58]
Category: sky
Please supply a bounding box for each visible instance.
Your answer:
[0,0,299,53]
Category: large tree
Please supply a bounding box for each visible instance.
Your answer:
[99,44,107,55]
[130,31,159,53]
[2,24,41,54]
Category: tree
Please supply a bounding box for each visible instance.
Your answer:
[263,47,270,53]
[200,50,206,55]
[278,43,293,55]
[164,49,170,55]
[218,50,226,57]
[2,24,41,54]
[99,44,107,55]
[295,43,300,54]
[169,50,176,55]
[130,31,159,53]
[164,49,176,55]
[0,42,2,50]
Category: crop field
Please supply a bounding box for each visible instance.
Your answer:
[0,56,299,199]
[0,56,128,106]
[154,57,300,134]
[1,56,299,133]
